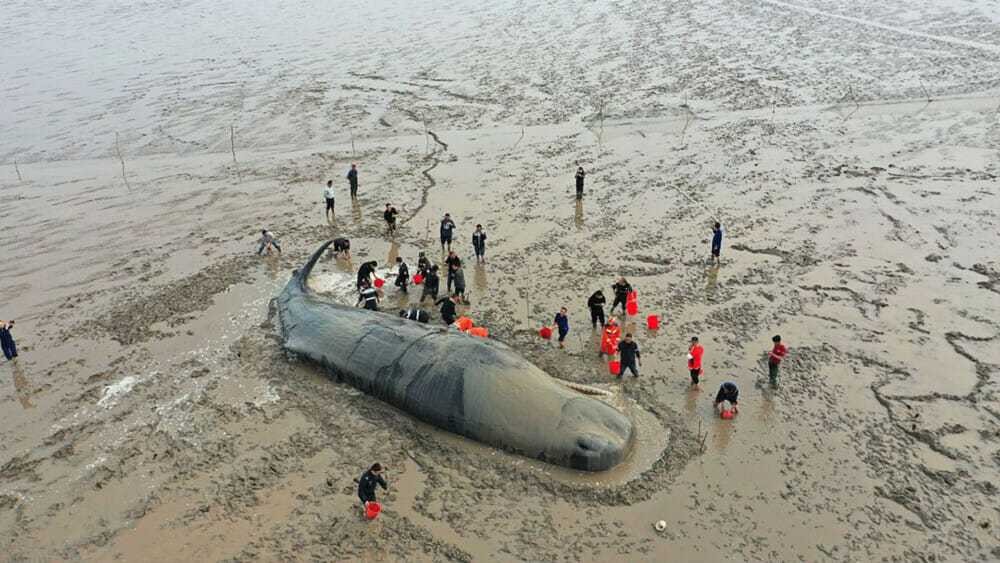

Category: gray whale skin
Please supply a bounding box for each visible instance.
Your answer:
[278,241,634,471]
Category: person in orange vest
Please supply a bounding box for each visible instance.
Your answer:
[687,336,704,385]
[768,335,788,386]
[600,317,621,357]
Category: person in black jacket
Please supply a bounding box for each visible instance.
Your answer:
[440,213,456,251]
[575,166,586,199]
[394,257,409,293]
[332,237,351,259]
[398,308,430,323]
[384,204,399,235]
[714,381,740,415]
[587,290,607,328]
[357,281,379,311]
[445,251,462,292]
[347,164,359,198]
[436,295,459,325]
[417,252,431,276]
[357,260,378,289]
[472,224,487,263]
[0,320,17,361]
[610,277,632,316]
[617,333,641,378]
[421,265,440,303]
[357,463,387,511]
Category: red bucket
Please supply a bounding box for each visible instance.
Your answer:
[721,410,734,420]
[647,315,659,330]
[413,274,424,285]
[365,501,381,520]
[374,278,385,288]
[627,291,638,304]
[539,327,552,340]
[608,360,620,375]
[626,302,638,316]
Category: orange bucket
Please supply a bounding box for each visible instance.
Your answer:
[647,315,659,330]
[608,360,620,375]
[455,317,474,331]
[468,327,488,338]
[365,501,381,520]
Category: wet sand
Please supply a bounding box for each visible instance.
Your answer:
[3,0,1000,561]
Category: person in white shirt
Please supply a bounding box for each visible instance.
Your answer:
[324,180,335,218]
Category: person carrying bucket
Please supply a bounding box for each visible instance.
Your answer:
[357,463,388,517]
[687,336,704,385]
[600,317,621,357]
[357,260,379,289]
[552,307,570,349]
[394,257,409,293]
[617,333,641,378]
[714,381,739,418]
[610,278,632,316]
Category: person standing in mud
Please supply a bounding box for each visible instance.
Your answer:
[768,335,788,386]
[552,307,569,349]
[435,294,459,326]
[617,333,641,378]
[347,164,359,198]
[384,203,399,235]
[332,237,351,259]
[356,260,378,289]
[587,290,607,328]
[0,320,17,361]
[688,336,704,385]
[417,252,431,277]
[610,277,632,316]
[451,264,467,302]
[421,265,440,303]
[440,213,456,252]
[394,256,409,293]
[711,221,723,265]
[324,180,336,218]
[575,166,586,199]
[445,250,462,293]
[357,463,387,514]
[600,317,621,358]
[357,280,380,311]
[257,229,281,255]
[472,224,487,264]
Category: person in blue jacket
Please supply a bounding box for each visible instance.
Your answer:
[711,222,723,265]
[553,307,569,349]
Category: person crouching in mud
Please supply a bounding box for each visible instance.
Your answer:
[257,229,281,255]
[357,463,387,516]
[357,260,378,290]
[332,237,351,259]
[436,294,459,326]
[357,280,380,311]
[714,381,739,419]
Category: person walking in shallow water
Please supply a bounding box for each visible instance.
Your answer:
[347,164,359,198]
[711,221,723,265]
[324,180,335,218]
[768,334,788,386]
[472,224,487,264]
[575,166,586,199]
[440,213,456,252]
[610,277,632,316]
[617,333,641,378]
[552,307,569,349]
[687,336,704,386]
[357,463,387,515]
[384,204,399,235]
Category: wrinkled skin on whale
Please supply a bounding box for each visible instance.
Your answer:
[277,241,634,471]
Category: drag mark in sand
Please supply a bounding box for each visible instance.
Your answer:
[401,131,448,226]
[759,0,1000,56]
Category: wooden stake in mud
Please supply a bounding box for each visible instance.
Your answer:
[230,125,238,164]
[115,132,131,191]
[14,159,22,182]
[351,128,356,157]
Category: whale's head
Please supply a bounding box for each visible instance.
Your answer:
[553,397,634,471]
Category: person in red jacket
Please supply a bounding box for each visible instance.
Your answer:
[600,317,621,357]
[768,334,788,386]
[687,336,704,385]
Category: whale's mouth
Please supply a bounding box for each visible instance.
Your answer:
[569,432,628,471]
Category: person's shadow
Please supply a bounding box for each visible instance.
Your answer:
[352,198,362,225]
[11,359,34,409]
[705,264,720,301]
[474,263,488,291]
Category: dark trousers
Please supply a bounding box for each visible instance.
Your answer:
[350,182,358,197]
[576,184,583,199]
[395,276,408,292]
[611,295,627,315]
[1,340,15,360]
[590,307,605,327]
[447,271,455,292]
[326,198,335,212]
[619,361,638,377]
[689,369,701,384]
[769,361,780,383]
[474,245,485,259]
[421,287,438,303]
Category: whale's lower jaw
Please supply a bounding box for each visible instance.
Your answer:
[277,241,634,472]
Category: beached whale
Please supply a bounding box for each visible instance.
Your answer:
[277,241,634,471]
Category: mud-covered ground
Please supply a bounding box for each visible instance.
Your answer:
[3,0,1000,561]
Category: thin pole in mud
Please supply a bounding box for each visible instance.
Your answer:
[842,86,861,122]
[13,159,22,182]
[115,132,131,192]
[230,125,237,164]
[351,128,356,157]
[698,419,707,453]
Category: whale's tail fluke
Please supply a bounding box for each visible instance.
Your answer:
[293,240,334,293]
